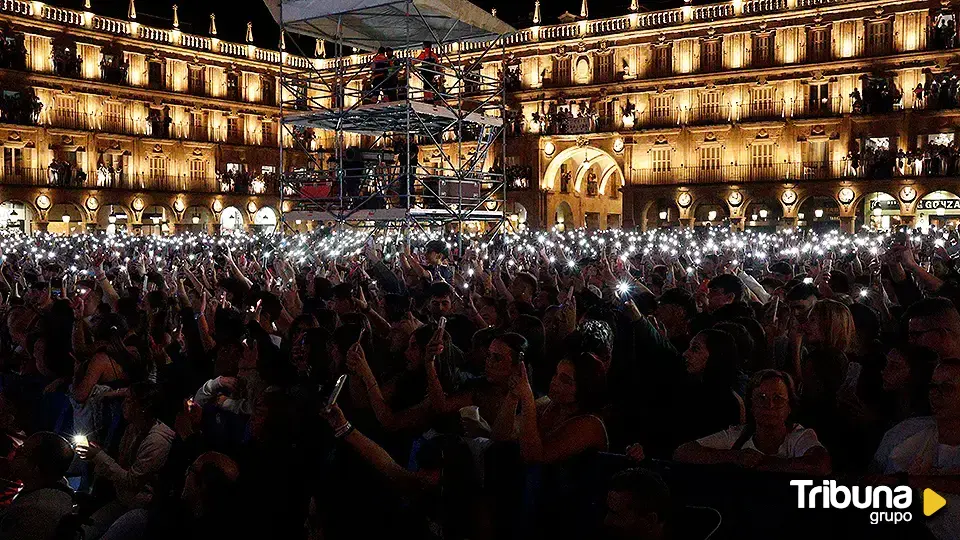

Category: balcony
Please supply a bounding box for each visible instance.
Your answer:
[791,97,843,118]
[0,167,279,195]
[687,104,734,125]
[629,158,960,186]
[738,100,785,121]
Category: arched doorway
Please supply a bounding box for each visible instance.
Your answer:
[253,206,278,232]
[0,201,34,234]
[220,206,244,232]
[693,197,728,228]
[183,205,214,233]
[140,205,171,235]
[643,198,682,229]
[857,192,900,231]
[917,190,960,231]
[543,145,624,197]
[798,196,840,232]
[744,199,783,232]
[506,201,528,233]
[554,200,574,231]
[97,203,132,235]
[47,203,84,235]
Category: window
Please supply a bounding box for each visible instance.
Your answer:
[104,102,124,133]
[807,83,831,115]
[594,53,613,84]
[54,95,80,129]
[697,91,722,123]
[226,72,241,100]
[227,116,242,143]
[262,121,275,145]
[149,156,166,180]
[606,214,621,228]
[192,111,207,141]
[650,95,673,124]
[189,159,207,183]
[552,56,571,86]
[701,39,721,73]
[261,75,275,104]
[805,141,829,167]
[3,147,23,178]
[751,143,775,178]
[261,165,276,175]
[699,145,723,181]
[699,146,722,170]
[147,61,164,90]
[226,162,242,174]
[652,147,672,171]
[188,67,205,95]
[866,21,893,56]
[559,163,571,193]
[750,87,776,118]
[807,27,830,62]
[585,172,599,196]
[753,33,774,67]
[652,45,672,77]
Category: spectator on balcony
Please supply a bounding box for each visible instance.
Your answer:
[850,88,863,114]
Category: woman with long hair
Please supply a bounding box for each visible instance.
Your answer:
[674,369,832,475]
[671,329,746,447]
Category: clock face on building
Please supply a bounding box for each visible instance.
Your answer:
[613,138,625,153]
[728,191,743,206]
[900,186,917,203]
[677,192,692,208]
[838,188,855,205]
[781,189,797,205]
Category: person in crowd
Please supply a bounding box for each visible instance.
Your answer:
[0,432,75,540]
[673,369,831,475]
[880,344,938,422]
[903,297,960,360]
[603,468,674,540]
[705,274,744,313]
[872,360,960,540]
[77,382,175,539]
[493,352,608,463]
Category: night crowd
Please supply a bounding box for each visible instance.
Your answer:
[0,225,957,540]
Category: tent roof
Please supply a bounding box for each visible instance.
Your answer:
[264,0,515,50]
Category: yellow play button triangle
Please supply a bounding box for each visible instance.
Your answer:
[924,488,947,517]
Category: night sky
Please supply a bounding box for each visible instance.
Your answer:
[46,0,687,54]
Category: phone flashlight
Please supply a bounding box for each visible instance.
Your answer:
[72,434,88,447]
[803,277,814,284]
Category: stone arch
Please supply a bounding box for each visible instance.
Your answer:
[47,202,86,235]
[798,195,840,231]
[554,200,574,230]
[542,145,624,195]
[691,195,728,226]
[917,189,960,231]
[642,197,682,230]
[855,191,899,231]
[0,199,37,234]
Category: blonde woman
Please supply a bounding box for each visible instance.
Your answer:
[792,298,865,470]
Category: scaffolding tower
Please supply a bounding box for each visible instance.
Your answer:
[266,0,515,236]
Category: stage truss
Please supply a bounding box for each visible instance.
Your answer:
[270,0,515,239]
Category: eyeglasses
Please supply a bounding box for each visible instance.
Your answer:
[752,392,788,406]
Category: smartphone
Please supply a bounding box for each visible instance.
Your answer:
[438,316,447,332]
[322,374,348,412]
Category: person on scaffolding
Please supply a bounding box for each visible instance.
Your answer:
[384,48,399,101]
[415,41,442,103]
[371,46,389,102]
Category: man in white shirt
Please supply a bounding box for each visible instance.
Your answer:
[872,361,960,540]
[0,432,75,540]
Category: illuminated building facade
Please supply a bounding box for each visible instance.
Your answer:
[0,0,313,234]
[501,0,960,232]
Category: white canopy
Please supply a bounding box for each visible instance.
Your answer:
[264,0,515,50]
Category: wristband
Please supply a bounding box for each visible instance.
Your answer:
[334,422,354,438]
